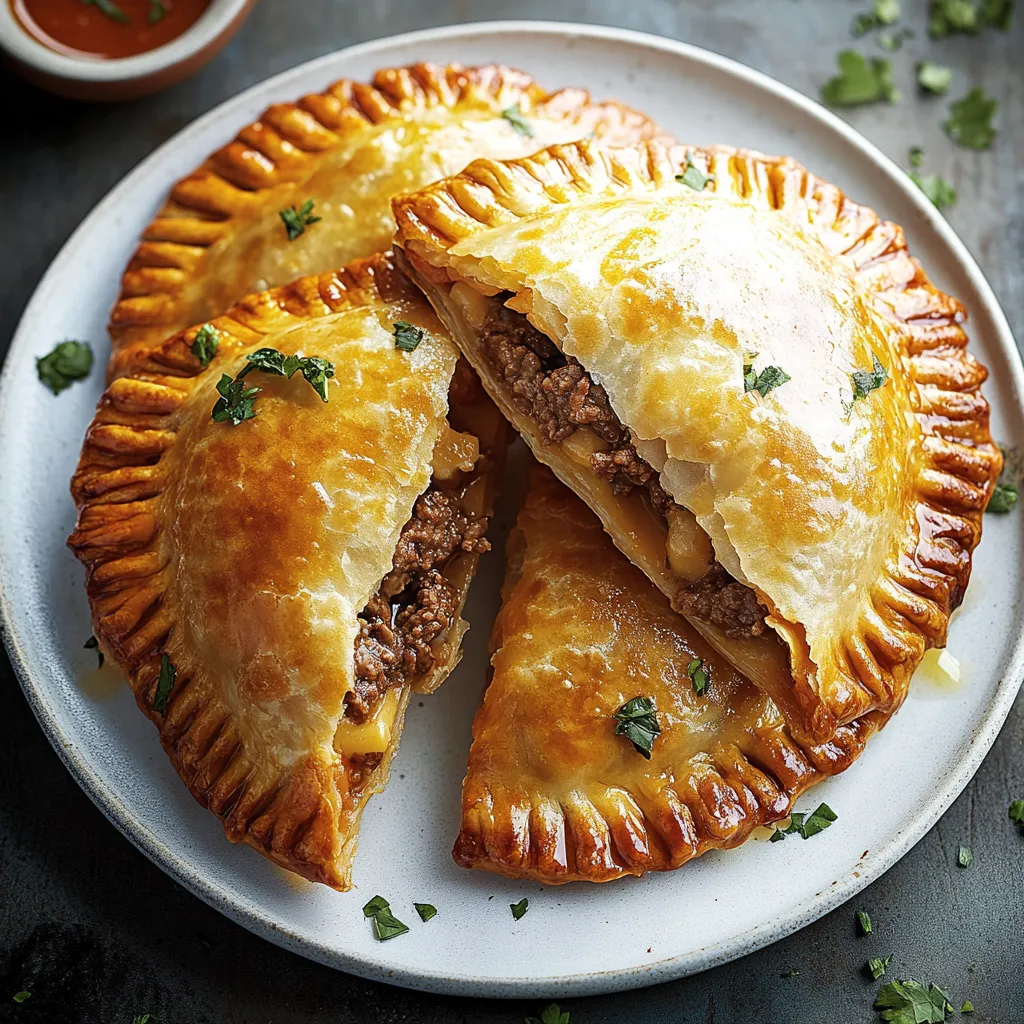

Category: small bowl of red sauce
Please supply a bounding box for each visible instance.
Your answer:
[0,0,255,100]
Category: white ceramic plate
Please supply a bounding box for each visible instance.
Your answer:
[2,21,1022,1000]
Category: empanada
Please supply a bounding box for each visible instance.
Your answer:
[69,253,505,889]
[108,63,656,379]
[393,139,1000,744]
[455,466,883,883]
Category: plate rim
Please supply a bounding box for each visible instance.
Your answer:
[2,19,1023,998]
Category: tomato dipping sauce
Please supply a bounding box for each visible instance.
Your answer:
[11,0,210,59]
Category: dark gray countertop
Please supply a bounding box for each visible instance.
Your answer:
[1,1,1022,1021]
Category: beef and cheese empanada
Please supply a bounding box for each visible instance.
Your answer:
[108,63,656,379]
[393,139,1001,744]
[69,253,505,889]
[455,466,883,883]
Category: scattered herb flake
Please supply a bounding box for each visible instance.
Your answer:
[525,1004,570,1024]
[853,0,901,34]
[845,353,889,413]
[510,897,529,920]
[821,51,898,107]
[12,991,31,1004]
[771,803,838,841]
[929,0,1014,36]
[917,62,953,95]
[36,340,94,395]
[909,172,957,210]
[873,978,955,1023]
[1009,799,1024,832]
[279,198,321,240]
[909,145,924,168]
[362,895,391,918]
[414,902,437,922]
[190,324,220,367]
[612,696,661,758]
[84,634,104,669]
[133,1016,154,1024]
[868,954,893,980]
[147,0,165,23]
[957,844,972,867]
[676,157,715,191]
[393,321,425,352]
[83,0,130,23]
[687,657,711,696]
[501,106,534,137]
[961,1000,974,1013]
[987,481,1018,514]
[744,362,791,397]
[212,348,334,422]
[152,654,176,714]
[944,88,998,150]
[857,910,873,935]
[211,372,261,425]
[371,907,409,941]
[780,969,800,978]
[878,26,914,49]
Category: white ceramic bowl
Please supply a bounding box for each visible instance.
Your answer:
[0,0,254,100]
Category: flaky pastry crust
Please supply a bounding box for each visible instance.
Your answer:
[455,467,884,883]
[69,253,502,889]
[393,139,1000,745]
[108,63,657,379]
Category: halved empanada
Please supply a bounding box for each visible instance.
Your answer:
[455,466,883,883]
[393,139,1000,744]
[108,63,656,379]
[69,252,505,889]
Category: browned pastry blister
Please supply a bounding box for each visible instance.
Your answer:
[107,63,658,379]
[69,252,507,889]
[455,466,886,884]
[392,138,1001,746]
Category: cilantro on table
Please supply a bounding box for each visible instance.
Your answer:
[510,897,529,920]
[944,88,998,149]
[909,171,957,210]
[36,340,94,395]
[910,145,924,168]
[874,978,955,1022]
[853,0,902,34]
[212,347,335,424]
[190,323,220,367]
[84,635,104,669]
[612,696,661,758]
[929,0,1015,37]
[916,62,953,95]
[743,358,791,397]
[770,803,837,842]
[501,106,534,137]
[152,654,176,714]
[279,199,321,240]
[821,51,898,107]
[12,991,30,1003]
[393,321,424,352]
[133,1016,154,1024]
[857,910,873,935]
[414,902,437,922]
[957,844,973,867]
[780,969,800,978]
[961,1001,974,1013]
[867,954,893,980]
[676,157,715,192]
[878,26,914,49]
[83,0,130,23]
[525,1004,569,1024]
[148,0,166,24]
[687,657,710,697]
[1009,799,1024,832]
[987,481,1018,514]
[362,895,409,940]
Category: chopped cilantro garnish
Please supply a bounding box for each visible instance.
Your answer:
[393,321,424,352]
[133,1016,154,1024]
[36,340,94,395]
[83,0,130,23]
[961,1001,974,1013]
[501,106,534,137]
[612,696,661,758]
[84,635,104,669]
[987,481,1018,514]
[878,26,914,50]
[211,373,261,425]
[147,0,165,23]
[12,991,31,1004]
[1009,799,1024,832]
[212,347,334,423]
[676,158,715,192]
[944,88,998,149]
[525,1004,569,1024]
[781,969,800,978]
[279,199,321,240]
[909,172,957,210]
[929,0,1014,36]
[874,978,955,1022]
[152,654,176,714]
[190,324,220,367]
[687,657,710,696]
[361,895,408,940]
[743,361,791,397]
[957,844,972,867]
[917,62,953,95]
[821,51,898,107]
[770,803,838,841]
[909,145,924,168]
[868,954,893,980]
[845,353,889,413]
[414,902,437,922]
[362,895,390,918]
[510,897,529,920]
[853,0,902,33]
[857,910,873,935]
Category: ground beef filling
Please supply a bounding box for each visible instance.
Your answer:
[479,301,768,640]
[347,488,489,723]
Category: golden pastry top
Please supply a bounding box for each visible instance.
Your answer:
[394,139,1001,744]
[108,62,658,379]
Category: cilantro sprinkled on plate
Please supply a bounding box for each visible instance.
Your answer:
[36,340,93,395]
[510,897,529,920]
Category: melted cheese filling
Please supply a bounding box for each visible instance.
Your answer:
[334,687,403,756]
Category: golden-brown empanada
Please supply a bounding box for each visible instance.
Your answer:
[455,466,884,883]
[393,139,1000,745]
[108,63,657,379]
[69,253,505,889]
